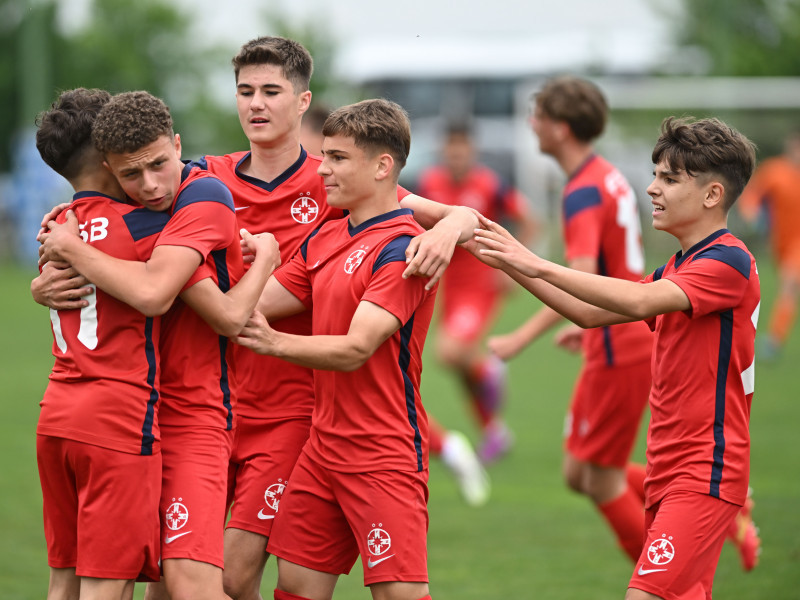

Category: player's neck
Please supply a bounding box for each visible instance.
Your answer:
[71,169,124,200]
[244,139,303,183]
[673,214,730,254]
[346,188,402,227]
[557,143,595,179]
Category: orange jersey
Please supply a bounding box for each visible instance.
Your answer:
[739,156,800,261]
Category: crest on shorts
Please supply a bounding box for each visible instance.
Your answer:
[165,498,189,531]
[291,194,319,224]
[367,523,392,556]
[344,248,368,274]
[264,478,286,512]
[647,534,675,565]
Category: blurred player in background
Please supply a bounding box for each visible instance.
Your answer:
[473,114,760,600]
[299,102,330,156]
[416,122,537,464]
[488,77,652,563]
[237,97,436,600]
[738,129,800,360]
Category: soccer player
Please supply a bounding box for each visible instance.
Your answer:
[235,98,436,600]
[416,122,537,464]
[487,77,652,562]
[191,36,482,600]
[39,90,280,600]
[34,87,165,600]
[738,129,800,360]
[473,116,759,600]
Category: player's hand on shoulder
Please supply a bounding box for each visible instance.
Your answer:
[403,228,457,291]
[474,214,541,278]
[39,210,81,265]
[36,202,70,241]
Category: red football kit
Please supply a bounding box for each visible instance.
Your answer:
[267,208,437,583]
[193,151,411,536]
[642,229,758,508]
[152,164,243,566]
[417,163,527,341]
[561,155,653,466]
[631,229,759,598]
[38,191,168,581]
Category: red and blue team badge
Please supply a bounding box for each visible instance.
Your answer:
[291,193,319,224]
[257,478,286,520]
[344,247,368,274]
[366,523,395,569]
[164,497,192,544]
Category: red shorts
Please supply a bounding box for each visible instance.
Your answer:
[226,414,311,537]
[159,425,232,568]
[565,359,650,467]
[439,288,501,344]
[267,451,430,585]
[36,435,160,581]
[629,490,739,599]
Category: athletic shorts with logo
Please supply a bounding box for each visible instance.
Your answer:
[565,358,651,467]
[226,414,311,537]
[629,490,740,600]
[37,435,161,581]
[159,425,233,568]
[267,450,430,586]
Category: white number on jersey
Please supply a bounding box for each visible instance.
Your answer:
[50,286,98,353]
[605,171,645,274]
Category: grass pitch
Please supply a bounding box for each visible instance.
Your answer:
[1,248,798,599]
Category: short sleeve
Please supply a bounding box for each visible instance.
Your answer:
[563,187,602,261]
[273,249,313,308]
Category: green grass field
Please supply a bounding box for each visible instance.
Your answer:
[1,249,798,599]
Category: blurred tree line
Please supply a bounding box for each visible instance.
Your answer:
[0,0,340,173]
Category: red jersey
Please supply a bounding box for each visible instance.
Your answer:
[416,163,527,298]
[643,229,759,508]
[156,165,243,430]
[38,192,169,455]
[274,209,437,473]
[192,152,413,420]
[193,151,342,419]
[562,154,653,367]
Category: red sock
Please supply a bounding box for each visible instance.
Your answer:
[625,463,647,503]
[598,486,646,563]
[274,590,312,600]
[428,415,446,456]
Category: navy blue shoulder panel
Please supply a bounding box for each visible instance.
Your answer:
[299,226,323,262]
[173,176,234,214]
[123,207,171,241]
[186,157,210,170]
[373,235,413,274]
[692,244,751,279]
[563,187,602,221]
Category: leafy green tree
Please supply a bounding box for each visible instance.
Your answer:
[669,0,800,75]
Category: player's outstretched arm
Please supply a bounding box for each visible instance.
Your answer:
[400,193,479,290]
[31,261,93,310]
[475,217,691,323]
[40,210,201,316]
[236,300,400,372]
[180,230,281,337]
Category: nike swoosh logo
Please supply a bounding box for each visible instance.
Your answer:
[234,206,251,212]
[257,509,275,520]
[637,565,668,575]
[164,531,192,544]
[367,554,394,569]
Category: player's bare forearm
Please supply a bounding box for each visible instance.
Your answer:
[181,231,280,337]
[31,261,93,310]
[488,305,564,360]
[40,211,200,316]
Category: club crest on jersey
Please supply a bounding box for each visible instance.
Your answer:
[291,193,319,224]
[646,534,675,565]
[344,248,368,274]
[367,523,392,556]
[165,498,189,531]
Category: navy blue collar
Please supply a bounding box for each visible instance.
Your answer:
[348,208,413,237]
[674,228,729,268]
[235,148,307,192]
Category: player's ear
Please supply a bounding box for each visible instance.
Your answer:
[173,133,182,159]
[375,153,395,181]
[703,179,725,209]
